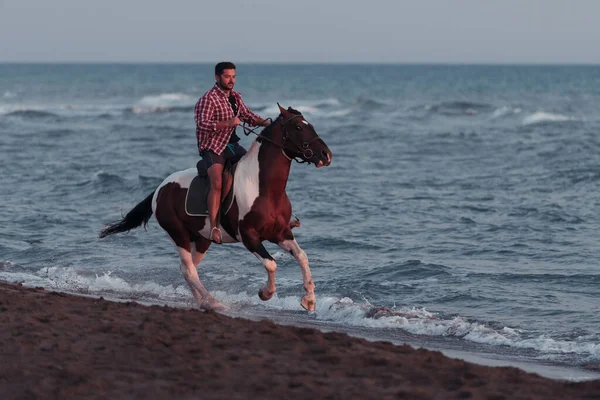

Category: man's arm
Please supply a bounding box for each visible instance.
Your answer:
[195,96,239,132]
[237,96,270,127]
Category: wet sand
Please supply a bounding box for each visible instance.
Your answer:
[1,282,599,399]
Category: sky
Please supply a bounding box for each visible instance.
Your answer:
[0,0,599,64]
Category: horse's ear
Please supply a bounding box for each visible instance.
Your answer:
[277,103,288,116]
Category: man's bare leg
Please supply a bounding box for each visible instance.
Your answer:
[207,163,224,244]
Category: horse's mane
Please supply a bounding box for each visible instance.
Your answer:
[286,107,302,115]
[256,107,303,143]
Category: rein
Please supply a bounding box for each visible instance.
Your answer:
[240,115,320,164]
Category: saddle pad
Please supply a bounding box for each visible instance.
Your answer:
[185,175,211,216]
[184,163,238,218]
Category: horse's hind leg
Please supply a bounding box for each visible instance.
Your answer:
[278,238,316,311]
[191,237,211,268]
[187,237,212,303]
[177,241,223,311]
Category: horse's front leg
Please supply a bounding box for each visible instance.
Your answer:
[278,238,316,311]
[241,231,277,301]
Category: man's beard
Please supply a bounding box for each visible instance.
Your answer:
[218,79,234,91]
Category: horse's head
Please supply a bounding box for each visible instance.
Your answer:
[270,103,332,168]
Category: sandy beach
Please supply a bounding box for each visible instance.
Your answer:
[1,282,599,400]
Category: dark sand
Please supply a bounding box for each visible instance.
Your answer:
[1,282,599,400]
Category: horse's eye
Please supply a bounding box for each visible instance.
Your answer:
[296,126,302,131]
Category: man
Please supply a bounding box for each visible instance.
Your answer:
[194,62,270,244]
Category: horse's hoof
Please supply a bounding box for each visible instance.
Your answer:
[258,288,274,301]
[301,297,316,312]
[200,299,227,312]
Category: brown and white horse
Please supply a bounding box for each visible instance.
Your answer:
[100,104,332,311]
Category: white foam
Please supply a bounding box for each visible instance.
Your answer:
[215,291,600,367]
[0,260,18,268]
[261,104,320,116]
[138,93,192,105]
[34,267,189,300]
[326,108,353,117]
[491,106,522,119]
[522,111,574,125]
[321,299,600,359]
[258,98,345,119]
[132,93,194,113]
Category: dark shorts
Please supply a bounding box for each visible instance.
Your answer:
[198,143,247,173]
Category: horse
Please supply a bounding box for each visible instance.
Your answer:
[99,104,332,312]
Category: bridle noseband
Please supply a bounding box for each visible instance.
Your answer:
[241,114,321,164]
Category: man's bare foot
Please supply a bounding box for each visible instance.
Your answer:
[210,227,222,244]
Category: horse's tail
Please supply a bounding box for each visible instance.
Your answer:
[99,191,155,238]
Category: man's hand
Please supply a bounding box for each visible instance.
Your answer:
[231,117,241,127]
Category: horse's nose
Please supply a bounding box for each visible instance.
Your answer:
[321,149,332,165]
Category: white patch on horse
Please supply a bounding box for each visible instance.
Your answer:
[302,120,308,125]
[151,168,196,214]
[233,141,262,237]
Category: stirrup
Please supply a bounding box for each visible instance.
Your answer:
[210,227,222,243]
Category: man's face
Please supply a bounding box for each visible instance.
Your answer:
[216,69,236,90]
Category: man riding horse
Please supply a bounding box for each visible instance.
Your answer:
[100,66,332,312]
[194,61,271,244]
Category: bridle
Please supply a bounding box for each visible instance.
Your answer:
[240,114,321,164]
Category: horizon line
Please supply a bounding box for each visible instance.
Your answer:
[1,60,600,67]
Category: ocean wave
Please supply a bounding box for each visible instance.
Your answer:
[131,93,195,114]
[127,105,192,114]
[257,98,349,118]
[490,106,522,119]
[33,267,191,303]
[522,111,576,125]
[0,96,346,119]
[425,101,494,116]
[361,260,452,281]
[57,170,129,193]
[466,272,600,285]
[0,103,126,119]
[138,92,193,105]
[355,97,387,110]
[41,128,77,139]
[0,260,18,269]
[257,104,315,116]
[319,298,600,361]
[5,109,61,119]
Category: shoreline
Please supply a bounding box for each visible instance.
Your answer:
[8,279,599,381]
[1,281,599,399]
[240,312,600,383]
[225,307,600,382]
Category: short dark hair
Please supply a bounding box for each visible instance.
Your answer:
[215,62,236,76]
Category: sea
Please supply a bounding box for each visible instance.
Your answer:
[1,63,600,380]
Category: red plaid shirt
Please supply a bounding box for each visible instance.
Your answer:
[194,84,262,155]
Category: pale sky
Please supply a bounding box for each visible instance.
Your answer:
[1,0,599,64]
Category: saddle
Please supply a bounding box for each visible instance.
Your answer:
[184,159,238,217]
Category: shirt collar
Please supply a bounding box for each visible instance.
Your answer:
[213,83,235,99]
